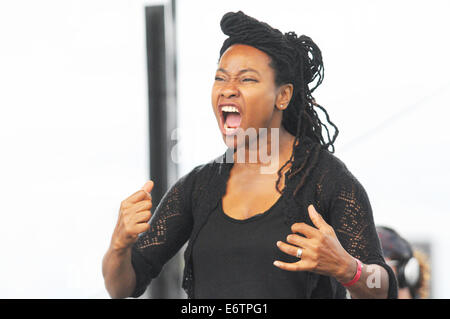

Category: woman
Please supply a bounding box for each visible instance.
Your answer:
[102,11,397,299]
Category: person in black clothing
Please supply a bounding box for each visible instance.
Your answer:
[102,11,398,299]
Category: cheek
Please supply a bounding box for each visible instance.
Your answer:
[244,89,276,124]
[248,83,276,106]
[211,84,218,100]
[211,87,220,116]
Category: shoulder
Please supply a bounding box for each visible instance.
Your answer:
[317,148,360,183]
[310,148,374,229]
[175,152,227,203]
[292,137,361,191]
[179,152,225,185]
[315,147,369,201]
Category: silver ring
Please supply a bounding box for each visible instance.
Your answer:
[296,248,303,259]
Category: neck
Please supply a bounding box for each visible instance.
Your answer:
[233,125,296,173]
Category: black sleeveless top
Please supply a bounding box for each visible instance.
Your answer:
[192,195,345,298]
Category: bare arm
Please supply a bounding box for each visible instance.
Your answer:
[102,246,136,299]
[342,261,389,299]
[102,181,153,299]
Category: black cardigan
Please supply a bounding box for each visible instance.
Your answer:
[130,136,398,298]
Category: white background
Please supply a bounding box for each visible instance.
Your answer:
[0,0,161,298]
[0,0,448,298]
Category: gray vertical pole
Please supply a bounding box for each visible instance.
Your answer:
[144,1,184,298]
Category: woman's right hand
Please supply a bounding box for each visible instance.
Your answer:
[110,181,154,252]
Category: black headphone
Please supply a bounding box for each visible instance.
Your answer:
[388,255,420,289]
[376,226,421,292]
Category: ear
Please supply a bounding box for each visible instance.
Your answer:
[275,83,294,110]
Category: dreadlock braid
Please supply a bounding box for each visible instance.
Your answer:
[219,11,339,196]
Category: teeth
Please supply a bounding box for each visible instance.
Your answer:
[224,123,238,131]
[221,105,239,113]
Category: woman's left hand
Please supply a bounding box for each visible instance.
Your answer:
[274,204,356,283]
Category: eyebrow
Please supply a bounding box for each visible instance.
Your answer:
[216,68,260,76]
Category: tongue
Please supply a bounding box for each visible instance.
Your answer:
[225,113,241,128]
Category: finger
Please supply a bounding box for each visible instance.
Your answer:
[134,210,152,223]
[308,204,330,231]
[142,180,154,196]
[126,189,151,205]
[286,234,312,249]
[273,260,302,272]
[276,241,305,258]
[135,222,150,234]
[130,200,152,213]
[291,222,320,238]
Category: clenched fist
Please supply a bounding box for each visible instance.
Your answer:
[111,181,154,252]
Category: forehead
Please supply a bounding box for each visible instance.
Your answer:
[218,44,273,74]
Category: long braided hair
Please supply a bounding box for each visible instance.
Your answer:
[219,11,339,196]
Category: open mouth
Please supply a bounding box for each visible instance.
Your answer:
[220,105,242,135]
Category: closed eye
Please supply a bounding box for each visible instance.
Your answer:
[214,77,257,82]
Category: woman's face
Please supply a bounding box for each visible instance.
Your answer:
[211,44,283,149]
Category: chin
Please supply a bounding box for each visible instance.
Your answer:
[221,127,259,152]
[221,132,240,150]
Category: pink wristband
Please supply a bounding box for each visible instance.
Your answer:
[341,258,362,287]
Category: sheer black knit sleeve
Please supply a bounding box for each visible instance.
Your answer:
[130,166,201,298]
[325,160,398,299]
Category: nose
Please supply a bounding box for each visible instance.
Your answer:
[220,83,239,98]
